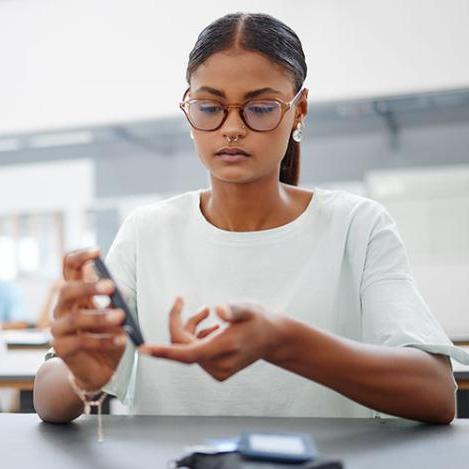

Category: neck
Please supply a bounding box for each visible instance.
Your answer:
[200,174,301,232]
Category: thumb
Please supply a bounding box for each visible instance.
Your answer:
[216,302,253,323]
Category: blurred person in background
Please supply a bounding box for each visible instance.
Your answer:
[0,279,30,330]
[0,278,64,331]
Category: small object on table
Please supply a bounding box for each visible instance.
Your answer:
[172,431,343,468]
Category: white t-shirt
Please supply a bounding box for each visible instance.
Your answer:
[103,187,468,417]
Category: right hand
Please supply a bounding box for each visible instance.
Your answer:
[51,248,127,391]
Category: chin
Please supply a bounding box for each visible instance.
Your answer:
[211,169,260,184]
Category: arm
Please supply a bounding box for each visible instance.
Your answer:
[33,249,126,424]
[33,357,84,423]
[268,316,456,424]
[141,300,456,425]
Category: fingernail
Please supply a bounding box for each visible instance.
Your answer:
[113,335,127,346]
[107,309,123,323]
[97,279,114,293]
[223,305,234,319]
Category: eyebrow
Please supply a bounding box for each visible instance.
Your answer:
[193,86,283,100]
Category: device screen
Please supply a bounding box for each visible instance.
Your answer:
[248,434,306,455]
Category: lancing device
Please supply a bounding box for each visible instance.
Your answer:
[93,256,145,346]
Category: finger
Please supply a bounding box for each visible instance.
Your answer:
[52,278,66,290]
[56,279,114,313]
[196,324,220,339]
[52,333,127,359]
[215,305,232,322]
[216,303,254,323]
[139,327,240,363]
[138,340,211,364]
[83,261,99,282]
[184,306,210,334]
[168,296,187,342]
[51,309,125,337]
[63,248,100,281]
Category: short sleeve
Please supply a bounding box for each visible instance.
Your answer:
[102,210,140,406]
[360,205,469,365]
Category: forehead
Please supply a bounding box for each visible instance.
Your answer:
[190,49,295,98]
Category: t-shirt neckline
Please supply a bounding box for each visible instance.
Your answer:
[192,187,319,244]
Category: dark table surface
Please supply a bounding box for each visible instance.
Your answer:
[2,414,469,469]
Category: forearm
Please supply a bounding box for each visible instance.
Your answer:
[267,317,456,424]
[33,357,84,423]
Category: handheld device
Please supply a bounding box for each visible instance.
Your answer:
[93,256,145,346]
[238,431,318,464]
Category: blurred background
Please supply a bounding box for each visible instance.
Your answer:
[0,0,468,411]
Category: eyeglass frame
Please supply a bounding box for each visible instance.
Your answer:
[179,86,305,132]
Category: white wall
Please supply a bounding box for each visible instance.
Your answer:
[0,158,94,253]
[1,0,468,135]
[0,159,94,216]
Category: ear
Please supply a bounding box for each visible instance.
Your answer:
[294,88,309,125]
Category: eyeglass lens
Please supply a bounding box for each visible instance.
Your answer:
[187,100,283,131]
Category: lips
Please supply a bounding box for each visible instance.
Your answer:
[215,147,251,157]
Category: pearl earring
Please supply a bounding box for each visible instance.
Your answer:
[190,131,194,140]
[292,122,304,143]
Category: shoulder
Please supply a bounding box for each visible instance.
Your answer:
[116,191,199,242]
[314,187,389,227]
[312,187,398,251]
[311,188,407,272]
[107,191,199,269]
[125,190,197,226]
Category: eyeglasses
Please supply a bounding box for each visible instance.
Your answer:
[179,86,304,132]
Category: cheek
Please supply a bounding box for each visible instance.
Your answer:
[191,135,213,164]
[258,118,294,161]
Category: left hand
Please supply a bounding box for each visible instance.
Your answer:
[166,296,221,344]
[139,298,282,381]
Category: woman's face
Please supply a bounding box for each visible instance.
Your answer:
[187,49,307,185]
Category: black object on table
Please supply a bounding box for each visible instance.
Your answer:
[174,451,343,468]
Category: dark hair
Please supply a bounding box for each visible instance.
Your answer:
[186,13,307,186]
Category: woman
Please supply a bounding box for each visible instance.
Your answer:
[34,12,467,424]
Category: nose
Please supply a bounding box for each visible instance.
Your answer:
[221,107,248,139]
